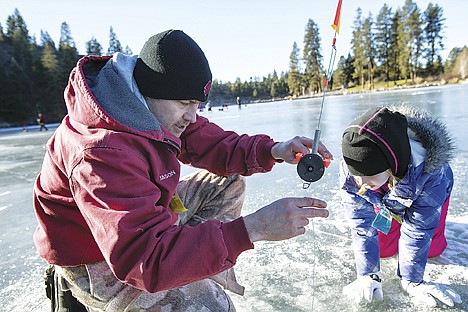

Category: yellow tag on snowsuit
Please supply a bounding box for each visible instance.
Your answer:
[392,212,403,224]
[169,192,188,213]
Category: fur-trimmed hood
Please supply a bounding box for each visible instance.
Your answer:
[389,104,455,173]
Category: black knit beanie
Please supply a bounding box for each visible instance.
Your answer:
[133,30,212,102]
[342,107,411,178]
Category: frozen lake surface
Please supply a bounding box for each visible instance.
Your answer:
[1,84,467,311]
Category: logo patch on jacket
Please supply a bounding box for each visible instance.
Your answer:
[160,170,176,181]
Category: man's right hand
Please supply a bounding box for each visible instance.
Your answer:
[243,197,328,242]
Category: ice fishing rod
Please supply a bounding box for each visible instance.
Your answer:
[296,0,342,185]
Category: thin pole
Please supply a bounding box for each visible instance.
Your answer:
[311,32,338,154]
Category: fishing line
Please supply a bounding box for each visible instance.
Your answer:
[306,1,343,310]
[310,219,316,311]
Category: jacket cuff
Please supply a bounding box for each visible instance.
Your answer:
[221,217,254,263]
[257,140,283,171]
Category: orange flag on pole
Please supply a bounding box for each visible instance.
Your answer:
[331,0,342,34]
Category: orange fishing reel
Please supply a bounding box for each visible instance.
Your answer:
[296,152,331,182]
[295,127,332,183]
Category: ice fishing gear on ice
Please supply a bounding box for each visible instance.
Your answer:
[296,0,342,184]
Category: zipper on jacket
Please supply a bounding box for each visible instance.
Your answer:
[163,138,181,154]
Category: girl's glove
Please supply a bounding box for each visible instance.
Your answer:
[343,273,383,304]
[401,279,462,307]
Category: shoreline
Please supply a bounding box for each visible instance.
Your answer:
[244,80,468,104]
[2,81,467,133]
[0,123,60,136]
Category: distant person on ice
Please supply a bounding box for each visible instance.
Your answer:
[36,113,48,131]
[340,106,462,307]
[33,29,332,311]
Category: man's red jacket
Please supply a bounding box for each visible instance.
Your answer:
[33,55,278,293]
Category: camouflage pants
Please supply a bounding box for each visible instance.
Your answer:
[55,170,246,312]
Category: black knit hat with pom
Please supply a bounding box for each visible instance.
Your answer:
[342,107,411,178]
[134,30,212,102]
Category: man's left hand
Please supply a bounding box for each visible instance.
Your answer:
[271,136,333,164]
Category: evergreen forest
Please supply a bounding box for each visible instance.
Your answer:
[1,0,467,127]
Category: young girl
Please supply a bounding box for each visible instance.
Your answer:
[340,105,462,307]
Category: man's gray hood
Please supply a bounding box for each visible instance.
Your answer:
[89,53,162,132]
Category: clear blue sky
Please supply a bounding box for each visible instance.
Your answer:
[2,0,466,82]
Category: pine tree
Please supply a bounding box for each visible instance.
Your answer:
[332,56,347,89]
[39,43,64,119]
[57,22,79,117]
[278,72,289,96]
[351,8,366,90]
[85,37,103,56]
[444,47,463,73]
[0,62,11,124]
[375,4,393,87]
[423,3,445,76]
[0,23,4,41]
[122,45,133,55]
[40,30,55,48]
[107,26,122,55]
[401,0,423,82]
[269,70,279,98]
[6,9,32,71]
[344,53,355,87]
[390,9,402,84]
[41,44,58,71]
[59,22,76,50]
[231,78,242,98]
[2,9,36,124]
[6,57,30,123]
[58,22,79,71]
[362,14,376,90]
[287,41,302,97]
[303,19,323,94]
[396,7,410,82]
